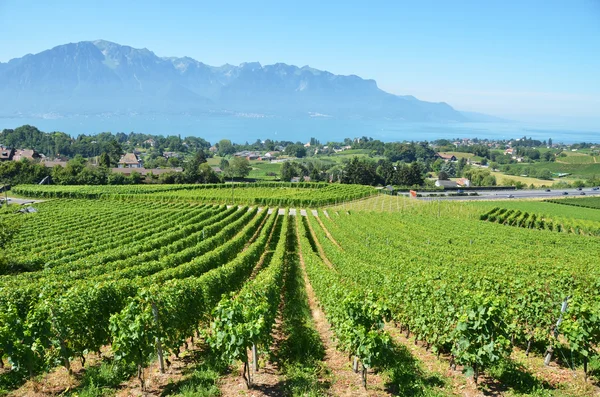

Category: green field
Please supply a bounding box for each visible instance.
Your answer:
[557,151,598,164]
[480,206,600,236]
[545,196,600,209]
[507,161,600,179]
[1,191,599,396]
[247,160,282,180]
[470,199,600,222]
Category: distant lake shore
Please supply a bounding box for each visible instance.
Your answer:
[1,115,598,144]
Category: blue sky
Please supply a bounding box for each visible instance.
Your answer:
[1,0,599,123]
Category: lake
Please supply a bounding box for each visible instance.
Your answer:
[0,115,598,144]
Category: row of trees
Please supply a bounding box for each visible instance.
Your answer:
[0,125,212,159]
[279,157,425,187]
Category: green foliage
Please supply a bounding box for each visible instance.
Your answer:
[452,294,512,382]
[463,168,496,186]
[229,156,251,178]
[285,144,307,158]
[207,213,288,369]
[0,159,50,185]
[217,139,235,156]
[298,217,391,371]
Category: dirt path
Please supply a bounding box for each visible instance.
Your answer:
[386,324,600,397]
[218,341,283,397]
[243,209,271,251]
[303,216,336,270]
[296,227,391,396]
[10,347,111,397]
[217,267,287,397]
[385,325,483,397]
[314,214,343,250]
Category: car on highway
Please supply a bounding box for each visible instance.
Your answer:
[581,192,586,195]
[508,194,515,198]
[593,187,600,191]
[545,189,551,192]
[563,192,569,195]
[577,187,583,191]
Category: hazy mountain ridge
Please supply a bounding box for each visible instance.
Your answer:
[0,40,469,121]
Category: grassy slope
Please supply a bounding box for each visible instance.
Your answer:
[469,199,600,222]
[508,162,600,179]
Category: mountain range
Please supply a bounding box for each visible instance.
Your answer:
[0,40,471,121]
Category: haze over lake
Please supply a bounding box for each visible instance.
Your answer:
[1,116,598,144]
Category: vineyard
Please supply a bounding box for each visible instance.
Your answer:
[545,196,600,210]
[0,192,599,396]
[11,182,376,207]
[480,206,600,236]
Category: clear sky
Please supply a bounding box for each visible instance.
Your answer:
[1,0,599,123]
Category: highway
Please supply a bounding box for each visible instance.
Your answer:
[417,188,600,201]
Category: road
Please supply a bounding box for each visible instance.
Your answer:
[417,188,600,201]
[0,197,45,205]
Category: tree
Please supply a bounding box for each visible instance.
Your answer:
[194,150,207,165]
[280,162,297,182]
[548,138,553,147]
[537,169,553,180]
[463,168,496,187]
[431,158,444,173]
[342,157,380,186]
[217,139,235,156]
[108,140,124,167]
[285,144,307,158]
[219,158,230,170]
[456,157,468,176]
[128,171,143,184]
[198,163,220,183]
[438,170,450,180]
[376,160,395,185]
[229,157,251,178]
[440,162,456,178]
[99,152,111,168]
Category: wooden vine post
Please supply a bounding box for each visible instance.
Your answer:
[151,302,165,374]
[252,343,258,372]
[544,296,569,366]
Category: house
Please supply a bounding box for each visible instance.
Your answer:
[434,180,458,189]
[162,152,181,159]
[211,167,223,174]
[13,149,40,162]
[504,148,514,156]
[291,177,301,183]
[456,178,471,187]
[209,146,218,153]
[246,154,260,161]
[118,153,143,168]
[303,176,311,182]
[436,153,457,162]
[264,151,280,159]
[143,139,156,147]
[304,142,311,148]
[41,159,69,168]
[0,147,14,161]
[112,167,182,176]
